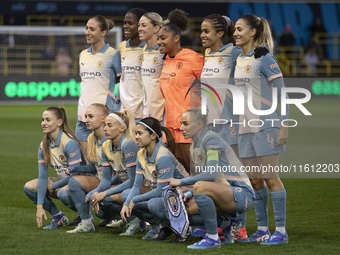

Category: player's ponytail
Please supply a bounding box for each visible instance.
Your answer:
[92,15,115,36]
[138,117,176,155]
[258,18,274,54]
[161,126,176,155]
[239,15,274,54]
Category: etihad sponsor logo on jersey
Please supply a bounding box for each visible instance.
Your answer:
[161,72,176,77]
[116,169,128,179]
[142,68,156,74]
[53,164,68,174]
[202,67,220,73]
[80,71,102,77]
[146,179,157,189]
[234,78,251,83]
[122,65,141,71]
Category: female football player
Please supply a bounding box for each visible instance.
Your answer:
[86,110,145,236]
[24,106,85,229]
[199,14,249,241]
[76,15,121,153]
[120,117,189,240]
[65,103,109,233]
[158,8,204,172]
[138,12,165,122]
[233,14,289,245]
[118,8,147,121]
[170,108,254,249]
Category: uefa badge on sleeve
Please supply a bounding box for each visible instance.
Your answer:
[162,185,190,239]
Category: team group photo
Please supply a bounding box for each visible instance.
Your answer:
[0,0,339,254]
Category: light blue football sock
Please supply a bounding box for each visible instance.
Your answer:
[254,186,269,228]
[194,194,218,235]
[68,178,91,220]
[271,188,287,232]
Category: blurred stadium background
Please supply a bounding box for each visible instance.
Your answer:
[0,0,340,105]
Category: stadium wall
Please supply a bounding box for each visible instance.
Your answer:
[2,1,340,48]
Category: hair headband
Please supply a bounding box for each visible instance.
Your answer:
[223,15,231,27]
[139,121,160,140]
[108,113,127,128]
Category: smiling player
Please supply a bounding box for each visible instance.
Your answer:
[118,8,147,122]
[77,15,121,154]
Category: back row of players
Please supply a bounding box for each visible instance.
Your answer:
[24,8,289,249]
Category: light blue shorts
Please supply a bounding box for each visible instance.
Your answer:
[231,185,254,217]
[238,128,286,158]
[75,119,91,142]
[209,124,239,146]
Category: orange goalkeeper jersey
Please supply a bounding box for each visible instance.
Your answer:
[160,48,204,142]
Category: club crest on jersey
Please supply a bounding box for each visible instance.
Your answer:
[59,155,65,161]
[137,55,143,62]
[245,65,251,73]
[152,170,158,179]
[176,62,183,69]
[97,61,104,68]
[197,154,205,163]
[152,57,158,64]
[217,57,223,64]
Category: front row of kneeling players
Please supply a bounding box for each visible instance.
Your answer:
[24,104,257,250]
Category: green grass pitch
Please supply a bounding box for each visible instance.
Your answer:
[0,99,339,255]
